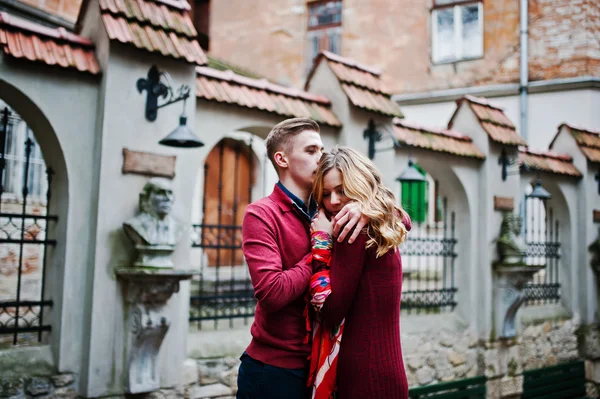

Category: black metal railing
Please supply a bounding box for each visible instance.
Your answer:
[190,223,255,326]
[189,138,255,328]
[400,197,458,314]
[523,198,561,306]
[0,107,56,346]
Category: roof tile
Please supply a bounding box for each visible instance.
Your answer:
[196,67,341,127]
[307,51,402,118]
[518,148,581,177]
[449,95,527,146]
[393,119,485,159]
[0,12,100,74]
[550,123,600,164]
[100,0,206,65]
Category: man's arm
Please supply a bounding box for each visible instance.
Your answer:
[242,206,312,312]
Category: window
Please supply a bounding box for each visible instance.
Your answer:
[306,1,342,70]
[192,0,210,50]
[1,111,47,202]
[431,1,483,64]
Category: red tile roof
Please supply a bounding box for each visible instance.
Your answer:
[99,0,206,65]
[449,95,527,147]
[518,148,581,177]
[306,51,403,118]
[196,67,341,127]
[0,12,100,74]
[393,119,485,159]
[550,123,600,164]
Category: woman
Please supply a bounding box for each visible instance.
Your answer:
[306,146,411,399]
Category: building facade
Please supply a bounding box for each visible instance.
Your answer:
[0,0,599,398]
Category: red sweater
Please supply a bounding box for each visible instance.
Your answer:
[242,185,312,369]
[322,220,412,399]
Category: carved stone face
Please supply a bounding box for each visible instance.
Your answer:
[139,178,175,217]
[149,186,174,217]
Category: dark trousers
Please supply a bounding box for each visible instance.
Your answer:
[236,353,310,399]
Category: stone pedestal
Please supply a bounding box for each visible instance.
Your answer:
[133,245,177,268]
[493,264,545,339]
[116,268,196,394]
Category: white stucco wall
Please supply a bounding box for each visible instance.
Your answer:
[79,44,198,397]
[0,55,100,376]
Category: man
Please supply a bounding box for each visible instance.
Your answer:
[237,118,367,399]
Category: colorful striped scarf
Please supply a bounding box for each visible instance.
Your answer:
[306,231,342,399]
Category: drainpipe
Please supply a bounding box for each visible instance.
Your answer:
[520,0,529,142]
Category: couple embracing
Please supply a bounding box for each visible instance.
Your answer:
[236,118,411,399]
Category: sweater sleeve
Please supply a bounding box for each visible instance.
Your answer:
[242,205,312,312]
[320,233,368,327]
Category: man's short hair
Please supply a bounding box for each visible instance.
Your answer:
[265,118,320,170]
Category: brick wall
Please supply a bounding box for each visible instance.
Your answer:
[18,0,81,22]
[209,0,600,94]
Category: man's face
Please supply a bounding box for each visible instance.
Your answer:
[283,130,323,189]
[150,187,174,216]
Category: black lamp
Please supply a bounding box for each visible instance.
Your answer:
[159,115,203,148]
[527,175,552,200]
[396,159,426,182]
[137,65,204,148]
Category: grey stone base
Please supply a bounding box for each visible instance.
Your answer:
[0,373,77,399]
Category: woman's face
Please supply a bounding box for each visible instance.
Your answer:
[322,168,350,216]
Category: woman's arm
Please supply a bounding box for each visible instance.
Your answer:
[320,233,367,327]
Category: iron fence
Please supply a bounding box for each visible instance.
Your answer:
[0,107,56,346]
[400,193,458,314]
[523,196,561,306]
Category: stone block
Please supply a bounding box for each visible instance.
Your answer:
[0,378,24,398]
[188,383,233,399]
[183,359,199,386]
[52,386,77,399]
[416,367,434,385]
[25,377,51,396]
[447,350,466,366]
[51,374,75,388]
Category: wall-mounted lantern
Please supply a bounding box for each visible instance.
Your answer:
[527,175,552,200]
[137,65,204,148]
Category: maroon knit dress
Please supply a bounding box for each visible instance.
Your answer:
[321,227,410,399]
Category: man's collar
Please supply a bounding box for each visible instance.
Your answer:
[273,182,317,219]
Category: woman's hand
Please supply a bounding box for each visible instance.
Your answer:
[311,208,333,236]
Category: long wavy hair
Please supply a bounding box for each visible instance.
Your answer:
[312,146,408,257]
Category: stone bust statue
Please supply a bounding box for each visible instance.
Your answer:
[497,213,528,265]
[123,178,183,251]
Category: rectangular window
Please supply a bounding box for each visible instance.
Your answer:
[431,1,483,64]
[306,1,342,71]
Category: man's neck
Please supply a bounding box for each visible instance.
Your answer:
[278,177,311,204]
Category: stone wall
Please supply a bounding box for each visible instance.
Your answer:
[182,315,597,399]
[402,328,479,387]
[0,373,77,399]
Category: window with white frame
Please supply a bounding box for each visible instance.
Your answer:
[306,1,342,71]
[2,110,47,202]
[431,0,483,64]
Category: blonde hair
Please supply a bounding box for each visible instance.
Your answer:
[312,146,408,257]
[265,118,320,172]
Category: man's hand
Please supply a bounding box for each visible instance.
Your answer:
[333,202,368,244]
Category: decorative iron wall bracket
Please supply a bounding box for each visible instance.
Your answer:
[137,65,191,122]
[498,147,520,181]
